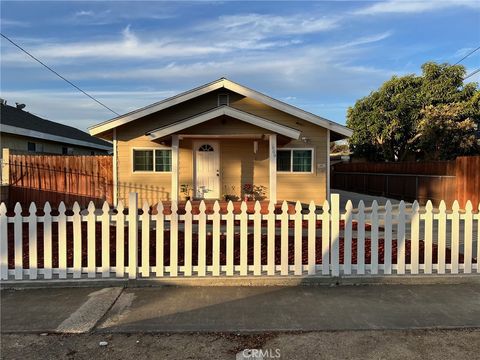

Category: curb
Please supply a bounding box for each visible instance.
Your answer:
[2,275,479,289]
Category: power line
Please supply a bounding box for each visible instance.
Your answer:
[464,68,480,80]
[454,45,480,65]
[0,33,120,116]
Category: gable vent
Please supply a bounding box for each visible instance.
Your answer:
[218,94,229,106]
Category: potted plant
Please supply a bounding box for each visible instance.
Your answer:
[223,185,238,202]
[243,183,254,202]
[180,184,193,201]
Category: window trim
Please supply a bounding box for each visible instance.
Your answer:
[131,147,172,174]
[276,148,315,174]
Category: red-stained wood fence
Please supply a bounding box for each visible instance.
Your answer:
[331,156,479,208]
[6,153,113,208]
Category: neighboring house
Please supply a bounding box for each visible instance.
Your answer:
[0,101,112,155]
[89,78,352,204]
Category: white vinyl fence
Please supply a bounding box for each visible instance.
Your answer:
[0,193,479,281]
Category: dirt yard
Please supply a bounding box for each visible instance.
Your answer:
[2,330,480,360]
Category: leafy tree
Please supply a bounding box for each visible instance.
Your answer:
[347,62,480,161]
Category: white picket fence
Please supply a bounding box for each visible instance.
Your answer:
[0,193,479,281]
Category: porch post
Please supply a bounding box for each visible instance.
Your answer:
[171,135,179,202]
[269,134,277,204]
[112,128,118,206]
[326,129,331,201]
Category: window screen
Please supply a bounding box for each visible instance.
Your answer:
[277,150,291,171]
[292,150,312,172]
[155,149,172,172]
[133,150,153,171]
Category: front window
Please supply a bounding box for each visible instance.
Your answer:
[133,149,172,172]
[277,149,313,173]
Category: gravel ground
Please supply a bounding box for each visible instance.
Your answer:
[2,329,480,360]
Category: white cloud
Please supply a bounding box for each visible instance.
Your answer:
[204,13,340,37]
[1,26,231,62]
[334,31,393,49]
[354,0,479,15]
[75,10,95,17]
[0,18,29,27]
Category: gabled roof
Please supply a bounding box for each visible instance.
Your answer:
[1,104,112,150]
[88,78,352,138]
[147,106,302,140]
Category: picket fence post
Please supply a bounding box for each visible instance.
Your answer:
[384,201,392,275]
[43,202,52,280]
[307,201,317,275]
[267,201,276,276]
[141,201,150,278]
[321,200,330,275]
[410,201,420,275]
[184,201,192,277]
[280,201,289,276]
[198,201,207,277]
[253,201,262,276]
[370,200,379,275]
[424,201,434,274]
[212,201,221,276]
[170,201,178,277]
[330,194,340,277]
[72,202,82,279]
[58,202,67,279]
[116,201,125,278]
[14,203,22,280]
[128,193,138,279]
[464,201,473,274]
[477,202,480,274]
[397,201,406,275]
[438,201,447,274]
[356,201,365,275]
[343,200,353,275]
[451,201,460,274]
[0,203,8,280]
[101,202,110,278]
[155,202,164,277]
[226,201,234,276]
[240,201,248,276]
[28,202,37,280]
[87,201,96,278]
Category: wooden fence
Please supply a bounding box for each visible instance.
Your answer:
[331,156,479,207]
[5,152,113,208]
[1,193,478,281]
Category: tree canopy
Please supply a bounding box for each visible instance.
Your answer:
[346,62,480,161]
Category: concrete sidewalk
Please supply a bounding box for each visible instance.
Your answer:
[2,284,480,334]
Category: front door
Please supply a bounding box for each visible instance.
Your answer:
[194,142,220,199]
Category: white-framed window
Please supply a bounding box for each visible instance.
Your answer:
[277,148,314,173]
[132,148,172,172]
[218,93,229,106]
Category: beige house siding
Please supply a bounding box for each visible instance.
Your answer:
[0,132,107,155]
[114,90,329,205]
[230,96,328,203]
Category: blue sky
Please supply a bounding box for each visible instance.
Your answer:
[1,1,479,132]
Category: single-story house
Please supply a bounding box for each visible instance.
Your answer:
[89,78,352,205]
[1,101,112,155]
